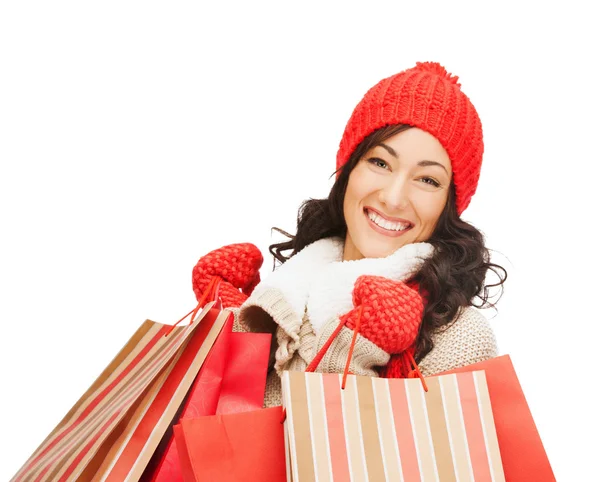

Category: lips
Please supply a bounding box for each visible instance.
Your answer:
[364,207,413,237]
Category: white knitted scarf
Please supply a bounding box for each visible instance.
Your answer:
[254,237,435,336]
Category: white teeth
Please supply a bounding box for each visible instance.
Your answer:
[367,210,410,231]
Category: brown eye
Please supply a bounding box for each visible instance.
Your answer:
[421,177,441,187]
[367,158,389,170]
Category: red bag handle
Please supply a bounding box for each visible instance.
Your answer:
[305,306,363,389]
[280,305,426,423]
[164,276,222,337]
[305,304,427,391]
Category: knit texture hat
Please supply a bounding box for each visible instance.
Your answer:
[336,61,484,215]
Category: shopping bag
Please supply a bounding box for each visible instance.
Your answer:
[282,369,505,482]
[439,355,556,481]
[144,325,272,482]
[214,331,272,414]
[173,406,287,482]
[11,301,229,482]
[142,310,235,482]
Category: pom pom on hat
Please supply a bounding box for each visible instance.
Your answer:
[414,61,461,86]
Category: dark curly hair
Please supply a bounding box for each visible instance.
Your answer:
[269,124,507,363]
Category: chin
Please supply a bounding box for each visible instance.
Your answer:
[359,237,407,259]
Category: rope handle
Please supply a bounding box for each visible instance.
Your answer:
[406,350,428,392]
[281,307,362,423]
[305,305,363,387]
[164,276,222,337]
[305,304,427,391]
[281,305,427,423]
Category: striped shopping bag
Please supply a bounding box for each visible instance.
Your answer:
[282,370,505,482]
[12,286,229,482]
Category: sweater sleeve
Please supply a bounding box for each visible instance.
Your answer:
[418,306,499,376]
[311,315,390,376]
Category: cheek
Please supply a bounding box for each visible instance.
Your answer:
[343,190,358,233]
[417,195,447,229]
[345,167,377,206]
[343,174,363,217]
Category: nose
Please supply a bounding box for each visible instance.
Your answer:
[378,175,409,211]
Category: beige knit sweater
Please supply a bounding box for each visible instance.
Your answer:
[228,287,498,408]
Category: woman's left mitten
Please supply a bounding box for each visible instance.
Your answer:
[340,275,424,354]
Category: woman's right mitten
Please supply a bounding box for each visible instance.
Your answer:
[192,243,263,308]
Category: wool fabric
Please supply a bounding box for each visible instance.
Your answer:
[231,300,498,408]
[336,61,484,215]
[192,242,263,308]
[192,241,427,381]
[191,244,499,409]
[340,275,424,354]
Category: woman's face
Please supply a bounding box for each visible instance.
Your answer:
[342,127,452,261]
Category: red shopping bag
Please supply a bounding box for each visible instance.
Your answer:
[11,301,228,482]
[143,320,271,482]
[214,332,271,414]
[174,406,287,482]
[439,355,556,481]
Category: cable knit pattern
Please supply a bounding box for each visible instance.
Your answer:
[379,353,412,378]
[238,285,302,374]
[315,316,390,375]
[192,243,263,307]
[336,61,484,215]
[418,307,499,376]
[281,316,316,372]
[340,275,424,354]
[200,280,250,309]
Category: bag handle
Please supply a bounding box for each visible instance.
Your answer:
[305,306,363,390]
[305,305,427,392]
[164,275,222,337]
[280,305,426,424]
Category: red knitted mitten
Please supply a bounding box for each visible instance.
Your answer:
[380,354,406,378]
[340,275,424,355]
[379,347,416,378]
[192,243,263,308]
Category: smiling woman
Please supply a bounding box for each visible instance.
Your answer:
[192,61,507,407]
[343,127,452,260]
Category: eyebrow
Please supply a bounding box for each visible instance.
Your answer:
[376,142,449,174]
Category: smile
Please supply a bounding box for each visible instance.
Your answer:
[364,208,413,237]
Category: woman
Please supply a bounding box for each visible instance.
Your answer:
[192,61,507,407]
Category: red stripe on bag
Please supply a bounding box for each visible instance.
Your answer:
[37,373,160,482]
[457,372,493,482]
[50,329,190,478]
[388,379,422,481]
[19,326,170,476]
[55,411,122,482]
[103,310,220,480]
[23,325,189,479]
[322,373,351,482]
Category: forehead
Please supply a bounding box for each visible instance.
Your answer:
[378,127,451,167]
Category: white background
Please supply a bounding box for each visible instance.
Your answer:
[1,1,598,480]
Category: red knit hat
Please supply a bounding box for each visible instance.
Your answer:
[336,61,484,215]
